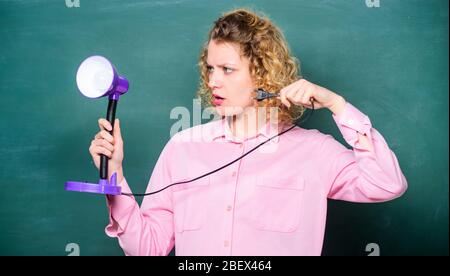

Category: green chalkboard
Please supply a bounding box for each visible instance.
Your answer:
[0,0,448,256]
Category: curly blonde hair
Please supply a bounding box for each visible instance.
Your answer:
[197,8,305,126]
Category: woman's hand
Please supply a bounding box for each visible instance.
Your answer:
[279,79,346,116]
[89,118,124,176]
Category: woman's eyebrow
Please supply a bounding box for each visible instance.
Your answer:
[206,62,237,67]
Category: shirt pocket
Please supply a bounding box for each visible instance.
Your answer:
[172,176,210,233]
[251,176,305,233]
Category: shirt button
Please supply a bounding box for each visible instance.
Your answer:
[231,171,237,177]
[224,240,229,247]
[226,205,232,212]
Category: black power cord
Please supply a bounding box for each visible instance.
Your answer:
[122,95,314,197]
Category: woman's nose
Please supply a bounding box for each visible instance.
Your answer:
[208,71,221,89]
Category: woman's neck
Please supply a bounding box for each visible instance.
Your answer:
[227,107,265,141]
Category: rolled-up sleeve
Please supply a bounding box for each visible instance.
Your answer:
[323,102,408,202]
[104,139,176,256]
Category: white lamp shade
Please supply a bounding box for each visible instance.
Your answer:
[76,56,115,98]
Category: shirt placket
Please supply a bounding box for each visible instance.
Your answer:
[219,141,245,255]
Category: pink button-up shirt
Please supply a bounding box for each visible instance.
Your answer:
[105,102,407,256]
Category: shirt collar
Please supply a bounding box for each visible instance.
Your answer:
[209,117,282,143]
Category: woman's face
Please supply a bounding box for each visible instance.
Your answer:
[206,40,256,116]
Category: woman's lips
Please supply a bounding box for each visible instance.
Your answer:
[213,98,225,106]
[212,94,225,106]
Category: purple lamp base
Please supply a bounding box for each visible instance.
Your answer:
[65,172,121,195]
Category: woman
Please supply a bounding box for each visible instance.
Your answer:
[89,9,407,256]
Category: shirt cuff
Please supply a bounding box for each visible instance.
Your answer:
[332,102,373,150]
[105,177,137,237]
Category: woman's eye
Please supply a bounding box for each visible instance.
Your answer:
[224,67,234,74]
[206,66,214,73]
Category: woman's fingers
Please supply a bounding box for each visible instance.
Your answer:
[92,139,114,152]
[89,143,112,158]
[279,88,291,108]
[98,118,112,131]
[94,130,114,143]
[89,142,112,158]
